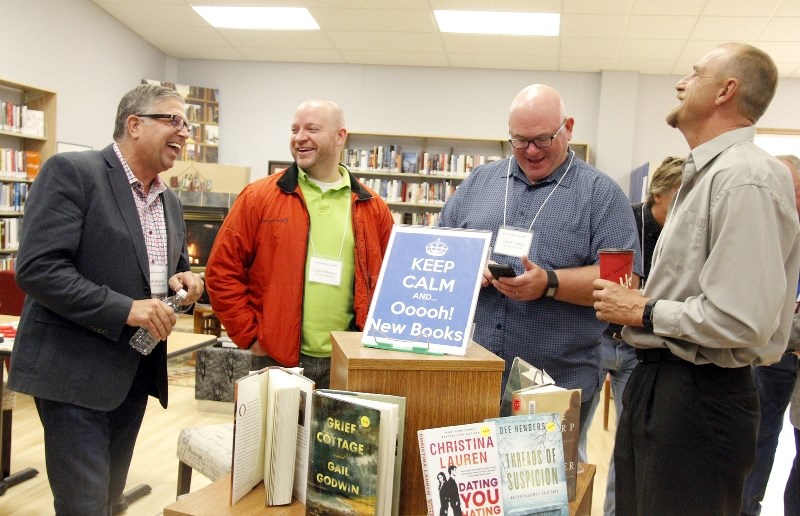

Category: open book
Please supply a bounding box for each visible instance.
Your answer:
[229,367,314,506]
[305,390,401,515]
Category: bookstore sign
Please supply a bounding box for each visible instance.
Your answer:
[362,226,491,355]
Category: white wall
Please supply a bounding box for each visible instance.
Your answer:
[2,0,800,192]
[0,0,168,150]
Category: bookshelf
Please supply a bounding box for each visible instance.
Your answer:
[343,132,591,226]
[0,78,56,269]
[143,80,219,163]
[343,132,509,226]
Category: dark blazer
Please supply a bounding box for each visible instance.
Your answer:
[8,144,189,411]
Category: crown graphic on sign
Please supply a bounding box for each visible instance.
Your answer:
[425,238,448,257]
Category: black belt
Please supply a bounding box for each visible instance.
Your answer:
[635,348,685,363]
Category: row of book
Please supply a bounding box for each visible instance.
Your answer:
[0,183,28,212]
[0,253,15,271]
[0,149,41,179]
[343,146,500,176]
[185,102,219,124]
[390,210,441,226]
[358,177,457,205]
[1,102,45,137]
[229,356,579,515]
[1,218,21,250]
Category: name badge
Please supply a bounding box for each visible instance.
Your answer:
[149,263,168,297]
[309,257,342,286]
[494,226,533,257]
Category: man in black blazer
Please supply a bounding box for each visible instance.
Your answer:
[8,84,204,515]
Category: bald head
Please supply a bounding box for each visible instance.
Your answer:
[290,98,348,182]
[295,99,345,129]
[509,84,566,123]
[507,84,572,182]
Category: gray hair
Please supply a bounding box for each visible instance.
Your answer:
[113,84,184,141]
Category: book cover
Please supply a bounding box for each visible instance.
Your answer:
[489,413,569,515]
[402,152,418,173]
[418,421,504,516]
[306,391,399,515]
[317,390,407,516]
[511,386,581,502]
[361,225,491,356]
[24,151,41,180]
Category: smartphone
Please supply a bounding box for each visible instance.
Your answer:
[488,263,517,279]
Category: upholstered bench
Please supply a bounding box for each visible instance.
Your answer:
[175,423,233,498]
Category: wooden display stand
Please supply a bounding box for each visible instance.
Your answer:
[329,331,505,516]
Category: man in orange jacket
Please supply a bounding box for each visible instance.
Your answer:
[206,99,394,387]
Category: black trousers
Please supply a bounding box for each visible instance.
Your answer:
[615,352,758,516]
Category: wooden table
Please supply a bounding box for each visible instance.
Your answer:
[163,465,595,515]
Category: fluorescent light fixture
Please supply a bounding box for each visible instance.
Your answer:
[192,6,319,30]
[434,10,559,36]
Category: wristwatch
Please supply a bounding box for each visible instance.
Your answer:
[642,298,658,331]
[545,270,559,299]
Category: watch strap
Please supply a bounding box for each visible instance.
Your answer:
[545,270,559,298]
[642,298,657,331]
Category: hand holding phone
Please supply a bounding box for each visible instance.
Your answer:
[488,263,517,279]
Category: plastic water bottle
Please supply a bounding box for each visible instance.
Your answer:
[129,289,190,355]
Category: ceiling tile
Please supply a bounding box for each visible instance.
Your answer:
[561,14,629,38]
[217,28,334,49]
[327,31,445,52]
[701,0,785,17]
[238,47,346,63]
[619,39,686,60]
[560,38,623,58]
[440,34,504,54]
[630,0,703,16]
[501,36,560,56]
[88,1,800,78]
[625,16,697,39]
[756,18,800,42]
[339,50,450,67]
[691,17,769,40]
[562,0,634,15]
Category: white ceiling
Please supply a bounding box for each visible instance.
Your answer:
[92,0,800,78]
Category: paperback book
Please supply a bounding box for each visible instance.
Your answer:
[488,413,569,515]
[305,390,400,515]
[503,358,581,502]
[418,421,504,516]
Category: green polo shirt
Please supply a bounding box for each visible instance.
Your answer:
[297,166,355,357]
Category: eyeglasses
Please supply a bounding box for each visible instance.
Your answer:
[136,113,192,134]
[508,118,567,150]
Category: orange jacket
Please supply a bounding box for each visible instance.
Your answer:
[206,164,393,366]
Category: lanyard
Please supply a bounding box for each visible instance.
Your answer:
[502,150,575,230]
[308,193,351,261]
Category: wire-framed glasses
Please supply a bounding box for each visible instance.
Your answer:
[508,118,567,150]
[136,113,192,134]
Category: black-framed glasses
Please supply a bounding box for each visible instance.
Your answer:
[136,113,192,134]
[508,118,567,150]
